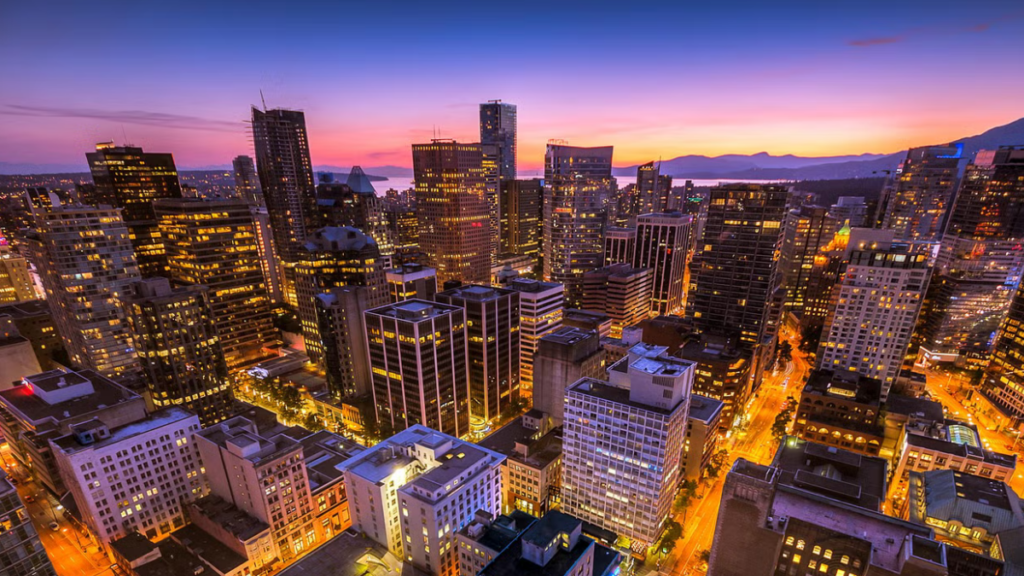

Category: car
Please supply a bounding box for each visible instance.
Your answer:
[48,522,59,532]
[24,495,34,503]
[8,477,17,485]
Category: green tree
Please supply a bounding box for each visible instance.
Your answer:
[302,412,324,432]
[673,479,699,514]
[777,341,793,365]
[699,549,711,563]
[704,449,729,480]
[772,396,797,441]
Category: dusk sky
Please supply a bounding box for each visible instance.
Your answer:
[2,0,1023,171]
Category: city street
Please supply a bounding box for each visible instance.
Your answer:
[663,327,810,576]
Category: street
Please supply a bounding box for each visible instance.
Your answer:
[663,327,810,576]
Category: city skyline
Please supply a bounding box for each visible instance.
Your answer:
[2,1,1024,171]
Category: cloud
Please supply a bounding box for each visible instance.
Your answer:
[847,36,904,47]
[0,104,241,132]
[847,12,1022,47]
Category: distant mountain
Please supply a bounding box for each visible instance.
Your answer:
[315,165,412,178]
[0,161,89,175]
[612,152,890,177]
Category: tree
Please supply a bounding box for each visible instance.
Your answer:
[777,341,793,365]
[799,324,823,355]
[673,479,699,514]
[302,412,324,432]
[699,549,711,563]
[772,396,797,441]
[704,449,729,480]
[501,396,530,423]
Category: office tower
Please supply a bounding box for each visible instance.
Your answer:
[562,344,693,549]
[436,285,520,424]
[386,263,437,303]
[986,281,1024,419]
[604,227,635,266]
[339,424,505,575]
[543,144,614,307]
[155,198,278,370]
[689,184,788,352]
[635,161,663,215]
[677,334,752,428]
[364,300,469,437]
[125,278,232,426]
[316,167,394,255]
[480,100,517,181]
[478,413,563,516]
[634,212,692,315]
[86,142,183,278]
[561,309,612,339]
[23,203,142,377]
[829,196,868,228]
[51,407,204,544]
[250,107,319,264]
[0,248,34,305]
[919,146,1024,364]
[507,279,564,396]
[250,206,285,303]
[790,369,884,456]
[0,470,57,576]
[878,143,962,243]
[385,204,419,255]
[683,395,724,481]
[0,368,146,495]
[780,205,839,315]
[0,301,63,370]
[456,510,536,576]
[295,227,388,365]
[816,229,930,400]
[413,141,492,284]
[482,143,502,263]
[315,286,375,399]
[500,179,542,256]
[195,416,318,565]
[802,223,851,327]
[232,155,264,206]
[478,511,623,576]
[581,263,652,338]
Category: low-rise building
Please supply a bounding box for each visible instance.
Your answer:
[50,407,205,546]
[478,410,563,517]
[0,368,146,495]
[684,395,723,482]
[0,322,40,392]
[186,495,276,576]
[478,511,622,576]
[773,436,889,511]
[791,370,885,456]
[455,509,535,576]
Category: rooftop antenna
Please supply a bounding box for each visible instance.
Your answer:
[260,90,267,111]
[121,125,130,147]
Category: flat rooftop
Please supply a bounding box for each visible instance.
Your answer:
[568,378,678,417]
[477,417,563,469]
[366,299,462,322]
[437,284,513,302]
[688,394,724,423]
[173,524,247,575]
[480,515,595,576]
[277,531,409,576]
[52,406,195,454]
[408,444,489,491]
[773,436,888,511]
[0,369,139,424]
[189,495,269,541]
[803,369,882,405]
[338,425,436,483]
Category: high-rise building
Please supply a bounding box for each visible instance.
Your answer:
[155,198,278,371]
[562,343,693,550]
[790,369,884,456]
[232,155,264,207]
[828,196,868,228]
[683,395,724,481]
[86,142,183,278]
[507,279,564,397]
[52,407,205,545]
[780,205,839,315]
[480,101,517,182]
[689,184,788,353]
[364,300,469,438]
[877,143,962,244]
[0,301,63,369]
[23,202,142,377]
[677,333,752,428]
[339,424,505,576]
[919,147,1024,364]
[250,206,286,304]
[125,278,233,426]
[635,161,662,215]
[543,144,614,307]
[634,212,692,315]
[250,107,319,264]
[315,286,375,399]
[603,227,635,266]
[386,263,437,303]
[294,227,388,366]
[316,168,394,256]
[0,242,35,303]
[986,281,1024,420]
[581,263,652,338]
[500,179,542,256]
[816,229,930,400]
[436,285,520,425]
[532,327,605,425]
[413,141,492,284]
[0,470,56,576]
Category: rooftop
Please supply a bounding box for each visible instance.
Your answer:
[458,510,536,554]
[172,524,247,574]
[886,394,945,422]
[803,369,882,406]
[507,278,563,295]
[437,284,514,302]
[294,430,365,492]
[773,436,888,511]
[568,378,681,417]
[188,496,269,541]
[196,416,302,465]
[478,417,563,469]
[0,369,141,425]
[302,226,377,253]
[277,531,409,576]
[480,517,595,576]
[688,395,724,424]
[366,299,462,322]
[909,469,1024,534]
[52,406,196,454]
[134,540,214,576]
[906,419,1018,468]
[110,531,155,563]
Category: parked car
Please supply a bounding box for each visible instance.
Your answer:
[48,522,59,532]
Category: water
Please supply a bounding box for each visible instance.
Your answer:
[369,175,779,195]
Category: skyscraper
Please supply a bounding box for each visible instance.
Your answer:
[294,227,388,366]
[479,100,517,181]
[779,205,839,316]
[23,202,141,377]
[634,212,692,315]
[986,280,1024,420]
[155,198,278,371]
[604,227,636,266]
[919,146,1024,364]
[126,278,232,426]
[689,184,789,350]
[543,144,614,307]
[86,142,183,278]
[877,143,962,244]
[386,263,438,303]
[635,161,661,215]
[562,343,693,550]
[581,263,652,338]
[232,155,264,206]
[532,327,605,424]
[436,285,521,425]
[250,107,319,263]
[412,141,492,284]
[816,229,930,399]
[500,178,542,256]
[364,300,470,437]
[507,278,564,398]
[316,167,394,256]
[0,470,56,576]
[315,286,375,399]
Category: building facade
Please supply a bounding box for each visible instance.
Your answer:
[877,143,962,244]
[581,263,652,339]
[634,212,692,316]
[507,279,564,398]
